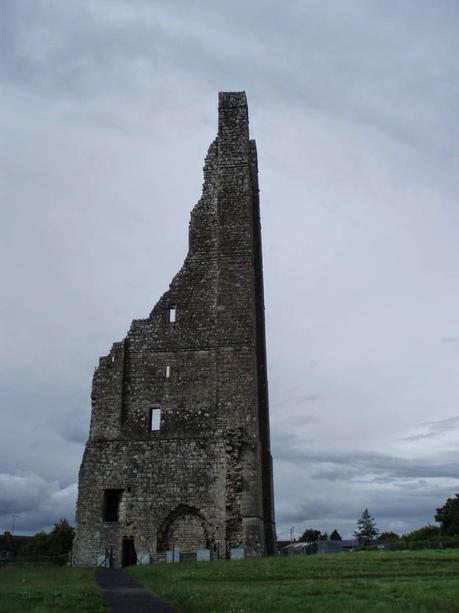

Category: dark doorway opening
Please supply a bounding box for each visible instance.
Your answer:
[121,537,137,567]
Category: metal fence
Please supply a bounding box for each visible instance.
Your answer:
[0,552,70,566]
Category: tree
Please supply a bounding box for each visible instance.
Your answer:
[378,531,400,542]
[19,519,75,564]
[330,529,342,541]
[378,530,400,543]
[353,509,379,546]
[299,529,321,542]
[319,532,328,541]
[19,531,49,557]
[435,493,459,535]
[403,525,441,542]
[47,519,75,557]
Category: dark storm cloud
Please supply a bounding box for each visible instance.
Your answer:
[1,0,458,536]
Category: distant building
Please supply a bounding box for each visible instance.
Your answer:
[316,539,358,553]
[281,539,358,555]
[0,531,32,559]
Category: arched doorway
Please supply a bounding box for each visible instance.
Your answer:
[158,505,208,553]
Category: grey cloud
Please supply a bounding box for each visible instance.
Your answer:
[271,393,319,408]
[1,0,458,538]
[54,410,91,445]
[274,461,455,537]
[0,0,456,158]
[279,500,334,525]
[291,414,320,427]
[0,472,77,533]
[287,394,320,406]
[0,1,165,95]
[402,416,459,442]
[273,446,459,482]
[309,464,359,482]
[279,484,445,527]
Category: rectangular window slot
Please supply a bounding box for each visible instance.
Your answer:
[103,489,123,522]
[168,307,176,323]
[150,407,161,431]
[165,365,171,378]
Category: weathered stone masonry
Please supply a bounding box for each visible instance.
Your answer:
[72,92,276,567]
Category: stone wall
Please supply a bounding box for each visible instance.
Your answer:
[73,92,276,567]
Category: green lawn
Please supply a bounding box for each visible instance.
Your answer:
[0,566,106,613]
[129,549,459,612]
[2,551,459,613]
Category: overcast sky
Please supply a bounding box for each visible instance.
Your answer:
[1,0,459,540]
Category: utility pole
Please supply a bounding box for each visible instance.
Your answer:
[11,514,17,534]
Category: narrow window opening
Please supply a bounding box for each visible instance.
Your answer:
[150,407,161,431]
[165,365,171,378]
[168,307,176,323]
[103,489,123,522]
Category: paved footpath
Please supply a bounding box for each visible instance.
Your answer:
[96,568,178,613]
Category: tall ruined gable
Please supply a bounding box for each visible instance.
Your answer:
[73,92,276,567]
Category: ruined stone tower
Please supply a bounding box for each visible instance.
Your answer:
[73,92,276,567]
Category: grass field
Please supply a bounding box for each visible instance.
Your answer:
[129,549,459,612]
[1,550,459,612]
[0,566,106,613]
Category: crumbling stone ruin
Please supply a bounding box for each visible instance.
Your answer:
[72,92,276,567]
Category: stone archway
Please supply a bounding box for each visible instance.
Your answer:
[157,504,208,553]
